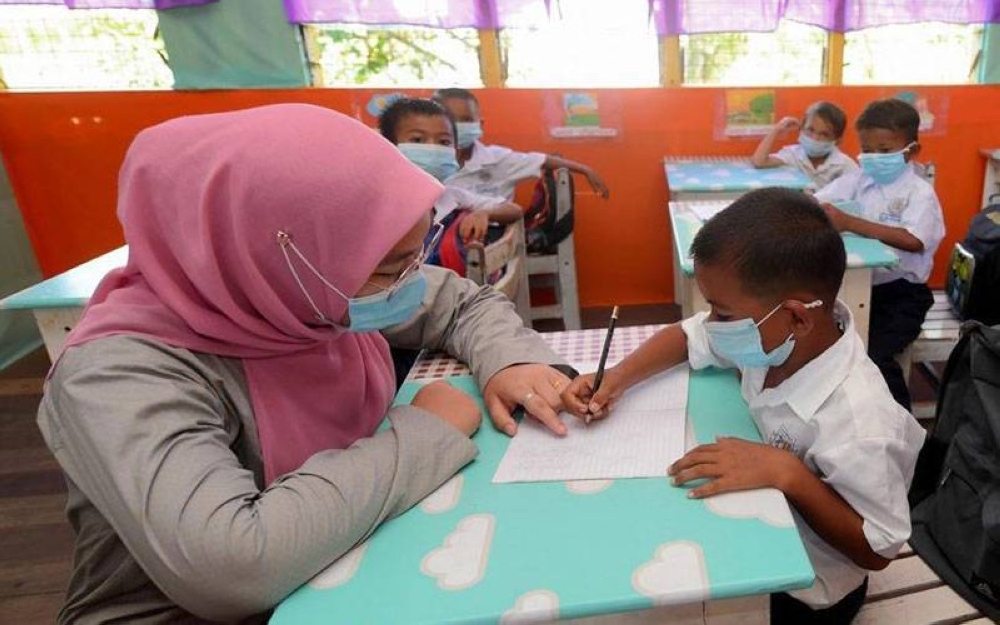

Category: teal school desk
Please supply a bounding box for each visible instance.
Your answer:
[664,157,812,202]
[272,325,814,625]
[0,246,127,360]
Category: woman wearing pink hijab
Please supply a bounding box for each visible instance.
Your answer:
[37,104,572,624]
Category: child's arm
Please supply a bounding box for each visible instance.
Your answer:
[561,323,688,418]
[486,202,523,224]
[670,437,891,571]
[751,116,799,169]
[821,203,924,253]
[543,155,610,199]
[458,202,523,242]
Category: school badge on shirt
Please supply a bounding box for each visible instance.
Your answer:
[878,197,908,225]
[768,425,801,456]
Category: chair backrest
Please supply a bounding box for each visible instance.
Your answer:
[465,220,531,322]
[915,160,936,187]
[524,167,575,255]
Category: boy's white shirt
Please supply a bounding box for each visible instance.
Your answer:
[434,186,507,225]
[682,302,925,608]
[444,141,547,202]
[770,144,858,192]
[813,164,945,285]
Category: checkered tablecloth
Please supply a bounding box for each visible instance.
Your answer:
[406,324,664,381]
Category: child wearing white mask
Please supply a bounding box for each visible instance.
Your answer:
[814,98,945,411]
[561,188,925,625]
[752,101,858,192]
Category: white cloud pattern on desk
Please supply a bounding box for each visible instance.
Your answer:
[421,514,495,590]
[500,589,560,623]
[420,475,464,514]
[307,541,368,589]
[565,479,613,495]
[632,541,709,604]
[703,488,795,528]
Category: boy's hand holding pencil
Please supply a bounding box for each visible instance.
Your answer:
[560,366,626,422]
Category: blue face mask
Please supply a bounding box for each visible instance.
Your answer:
[398,143,459,181]
[344,272,426,333]
[798,132,834,158]
[277,225,442,333]
[858,143,916,185]
[703,300,823,369]
[455,121,483,149]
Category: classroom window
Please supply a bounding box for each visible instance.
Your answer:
[843,23,983,85]
[304,24,483,88]
[681,19,826,86]
[0,5,170,90]
[500,0,658,88]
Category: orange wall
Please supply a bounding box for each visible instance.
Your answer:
[2,86,998,307]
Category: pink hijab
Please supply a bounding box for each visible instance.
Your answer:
[61,104,443,484]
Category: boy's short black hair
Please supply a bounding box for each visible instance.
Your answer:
[690,187,845,306]
[432,87,479,107]
[805,101,847,139]
[855,98,920,143]
[378,97,457,145]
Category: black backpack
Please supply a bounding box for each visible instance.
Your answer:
[909,321,1000,621]
[946,206,1000,325]
[523,167,574,255]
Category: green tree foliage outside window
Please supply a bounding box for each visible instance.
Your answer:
[0,6,170,90]
[306,24,482,87]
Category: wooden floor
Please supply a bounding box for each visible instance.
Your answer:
[0,347,72,623]
[0,304,982,624]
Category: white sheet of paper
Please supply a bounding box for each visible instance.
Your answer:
[688,201,729,222]
[492,361,690,484]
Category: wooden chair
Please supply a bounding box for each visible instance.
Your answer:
[526,168,582,330]
[464,219,531,324]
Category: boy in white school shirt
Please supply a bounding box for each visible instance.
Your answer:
[751,100,858,192]
[432,88,610,202]
[814,98,945,411]
[562,188,925,625]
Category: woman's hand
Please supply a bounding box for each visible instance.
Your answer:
[560,366,626,421]
[411,381,482,437]
[483,364,571,436]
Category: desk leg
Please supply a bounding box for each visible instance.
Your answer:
[839,269,872,349]
[33,308,84,362]
[672,229,686,307]
[566,596,768,624]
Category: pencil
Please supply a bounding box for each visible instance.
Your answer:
[587,305,619,424]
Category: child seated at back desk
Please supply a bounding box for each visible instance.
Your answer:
[752,101,857,192]
[378,97,522,253]
[432,88,611,202]
[378,97,524,388]
[561,188,925,625]
[813,98,945,411]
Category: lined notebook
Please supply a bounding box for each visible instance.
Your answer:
[492,362,690,484]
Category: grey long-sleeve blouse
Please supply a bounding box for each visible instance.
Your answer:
[37,267,563,624]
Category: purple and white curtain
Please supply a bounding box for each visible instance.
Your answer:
[3,0,999,33]
[282,0,1000,33]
